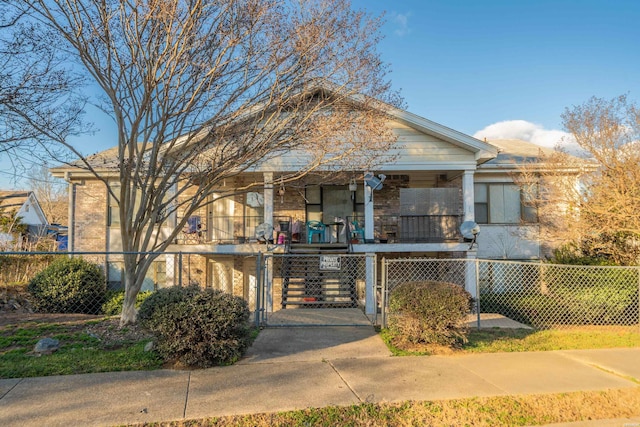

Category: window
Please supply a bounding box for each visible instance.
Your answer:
[107,260,166,291]
[474,183,538,224]
[108,184,147,227]
[305,185,322,221]
[107,184,120,226]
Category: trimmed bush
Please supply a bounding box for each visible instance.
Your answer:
[138,285,251,367]
[27,257,106,314]
[102,290,153,315]
[388,281,472,347]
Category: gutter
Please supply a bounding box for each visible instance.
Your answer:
[64,172,75,253]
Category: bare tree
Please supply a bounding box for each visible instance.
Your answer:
[27,164,67,224]
[518,95,640,265]
[0,4,87,175]
[9,0,400,324]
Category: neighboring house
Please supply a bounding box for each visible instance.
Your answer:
[51,103,564,314]
[0,191,50,250]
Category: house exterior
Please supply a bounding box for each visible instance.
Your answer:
[51,105,559,316]
[0,191,50,250]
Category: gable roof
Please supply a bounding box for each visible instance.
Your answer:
[0,191,32,211]
[0,190,49,226]
[483,139,557,166]
[49,78,502,178]
[477,139,598,173]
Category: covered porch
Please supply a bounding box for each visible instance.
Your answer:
[173,170,477,252]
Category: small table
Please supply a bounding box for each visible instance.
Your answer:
[324,222,345,243]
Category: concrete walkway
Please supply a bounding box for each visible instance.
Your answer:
[1,327,639,427]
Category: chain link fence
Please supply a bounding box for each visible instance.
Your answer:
[5,251,639,333]
[0,251,246,316]
[383,258,640,332]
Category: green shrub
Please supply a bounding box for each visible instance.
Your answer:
[545,265,638,325]
[550,244,616,266]
[480,291,570,328]
[27,257,106,314]
[481,284,639,328]
[102,290,153,315]
[138,285,251,367]
[388,281,472,347]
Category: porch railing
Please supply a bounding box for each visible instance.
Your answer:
[176,214,462,245]
[347,214,463,243]
[177,216,292,244]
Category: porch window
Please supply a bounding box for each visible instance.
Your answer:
[474,183,538,224]
[304,185,364,223]
[305,185,322,222]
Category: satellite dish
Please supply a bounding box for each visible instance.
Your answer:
[255,223,274,243]
[364,172,386,191]
[459,221,480,240]
[460,221,480,249]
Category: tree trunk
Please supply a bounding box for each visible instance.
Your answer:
[119,264,142,327]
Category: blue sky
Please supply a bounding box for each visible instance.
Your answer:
[354,0,639,146]
[1,0,639,188]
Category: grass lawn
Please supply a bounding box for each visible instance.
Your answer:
[381,326,640,356]
[4,316,640,378]
[134,388,640,426]
[465,327,640,353]
[0,317,162,378]
[3,317,640,426]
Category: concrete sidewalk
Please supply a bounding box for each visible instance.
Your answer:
[1,327,640,427]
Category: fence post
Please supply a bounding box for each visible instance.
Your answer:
[178,252,183,287]
[379,257,386,327]
[380,257,387,328]
[475,259,481,330]
[255,252,263,327]
[365,252,376,318]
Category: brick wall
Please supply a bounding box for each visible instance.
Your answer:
[72,180,107,252]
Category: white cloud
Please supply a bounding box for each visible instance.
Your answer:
[473,120,579,152]
[390,12,412,37]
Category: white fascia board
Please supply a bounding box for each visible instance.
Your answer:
[376,161,478,172]
[248,160,478,174]
[50,167,119,180]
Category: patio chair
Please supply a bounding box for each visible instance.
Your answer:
[306,220,326,243]
[350,220,365,243]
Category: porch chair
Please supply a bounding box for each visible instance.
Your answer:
[306,220,326,243]
[350,220,365,243]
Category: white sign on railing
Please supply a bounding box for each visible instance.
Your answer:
[319,255,341,271]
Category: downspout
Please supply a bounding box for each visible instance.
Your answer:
[64,172,75,253]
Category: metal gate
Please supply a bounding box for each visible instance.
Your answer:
[254,253,373,327]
